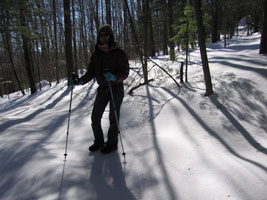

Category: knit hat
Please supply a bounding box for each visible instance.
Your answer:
[97,24,114,46]
[98,24,114,37]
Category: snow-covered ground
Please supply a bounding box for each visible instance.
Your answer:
[0,33,267,200]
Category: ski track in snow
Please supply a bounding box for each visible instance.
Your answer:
[0,33,267,200]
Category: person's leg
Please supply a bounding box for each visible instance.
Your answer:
[90,88,109,151]
[105,85,124,150]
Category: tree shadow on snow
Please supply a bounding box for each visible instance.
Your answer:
[0,86,78,200]
[0,86,71,133]
[121,84,176,131]
[210,59,267,79]
[72,80,97,117]
[209,95,267,152]
[0,132,58,199]
[144,85,179,200]
[161,87,267,173]
[210,76,267,146]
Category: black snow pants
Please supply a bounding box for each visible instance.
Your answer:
[91,83,124,147]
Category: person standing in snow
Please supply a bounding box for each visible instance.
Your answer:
[73,24,129,154]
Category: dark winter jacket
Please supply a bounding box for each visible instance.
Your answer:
[80,42,129,87]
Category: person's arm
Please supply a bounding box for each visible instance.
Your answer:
[115,49,129,83]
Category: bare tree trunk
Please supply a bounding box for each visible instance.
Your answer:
[2,13,25,95]
[33,39,41,90]
[78,0,89,66]
[168,0,175,61]
[185,21,189,82]
[53,0,59,84]
[77,0,87,68]
[101,0,104,25]
[36,0,49,84]
[72,0,78,73]
[89,0,96,54]
[123,0,148,84]
[142,0,148,84]
[64,0,74,85]
[95,0,100,30]
[147,0,155,57]
[19,1,36,95]
[194,0,213,96]
[3,34,25,95]
[161,0,168,55]
[211,0,219,43]
[260,0,267,54]
[105,0,111,25]
[123,2,128,52]
[89,0,100,33]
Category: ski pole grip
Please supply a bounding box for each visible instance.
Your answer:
[71,72,77,80]
[71,72,80,83]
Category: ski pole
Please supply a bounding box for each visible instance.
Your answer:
[64,74,75,159]
[107,80,126,159]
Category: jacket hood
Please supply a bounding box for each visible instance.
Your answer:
[97,24,114,47]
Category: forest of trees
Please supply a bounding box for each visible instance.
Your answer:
[0,0,266,96]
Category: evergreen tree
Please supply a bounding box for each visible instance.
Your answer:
[171,3,197,51]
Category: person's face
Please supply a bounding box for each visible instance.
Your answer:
[99,33,110,44]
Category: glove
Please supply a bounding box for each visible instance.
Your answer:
[75,79,83,85]
[104,72,116,82]
[70,73,83,85]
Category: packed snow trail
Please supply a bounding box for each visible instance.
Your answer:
[0,33,267,200]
